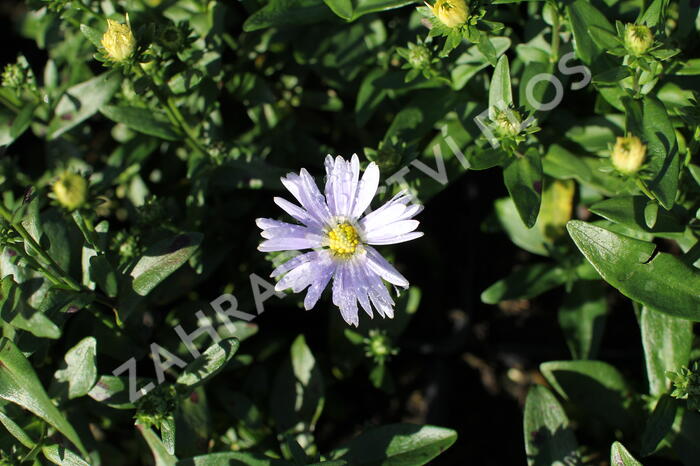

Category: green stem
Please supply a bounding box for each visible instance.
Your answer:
[135,65,209,157]
[632,68,641,97]
[549,3,561,63]
[0,205,82,291]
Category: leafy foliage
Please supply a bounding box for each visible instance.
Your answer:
[0,0,699,463]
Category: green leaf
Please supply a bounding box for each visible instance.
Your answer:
[119,232,203,321]
[48,71,121,139]
[79,23,104,48]
[494,197,548,256]
[588,196,685,237]
[89,254,119,298]
[503,148,543,228]
[641,395,678,456]
[523,385,579,466]
[175,338,240,391]
[54,337,98,399]
[100,105,183,141]
[352,0,414,19]
[139,425,178,466]
[329,423,457,465]
[242,0,334,32]
[270,335,324,448]
[558,280,607,360]
[0,338,87,457]
[567,221,700,321]
[87,375,136,409]
[9,102,38,141]
[42,444,90,466]
[640,307,692,396]
[0,408,36,448]
[540,360,635,432]
[323,0,353,19]
[566,0,615,65]
[488,55,513,118]
[610,441,642,466]
[623,96,679,209]
[175,452,293,465]
[588,25,623,51]
[0,275,60,339]
[639,0,665,27]
[481,263,567,304]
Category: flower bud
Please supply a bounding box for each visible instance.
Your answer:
[53,172,88,211]
[101,19,136,62]
[612,135,646,175]
[364,329,398,364]
[429,0,469,28]
[624,24,653,56]
[494,108,522,138]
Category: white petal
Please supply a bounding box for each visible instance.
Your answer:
[258,235,323,252]
[364,246,409,288]
[332,264,359,326]
[304,254,336,309]
[271,251,321,277]
[364,220,420,243]
[351,161,380,218]
[273,197,321,228]
[365,231,424,245]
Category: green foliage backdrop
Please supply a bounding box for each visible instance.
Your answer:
[0,0,699,464]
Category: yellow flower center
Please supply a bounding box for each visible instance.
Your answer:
[327,222,361,257]
[102,20,136,62]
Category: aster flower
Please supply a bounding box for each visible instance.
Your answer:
[256,154,423,326]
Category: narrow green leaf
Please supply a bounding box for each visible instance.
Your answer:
[540,360,635,433]
[503,148,543,228]
[558,280,607,360]
[175,452,293,465]
[323,0,353,19]
[524,385,579,466]
[623,96,679,209]
[138,425,178,466]
[641,395,678,456]
[640,307,692,396]
[494,197,548,256]
[119,232,202,320]
[42,444,90,466]
[175,338,240,391]
[0,338,87,457]
[329,423,457,465]
[566,0,615,64]
[270,335,324,444]
[567,221,700,321]
[481,263,567,304]
[100,105,183,141]
[0,409,36,449]
[610,441,642,466]
[242,0,334,32]
[87,375,136,409]
[489,55,513,118]
[48,71,121,139]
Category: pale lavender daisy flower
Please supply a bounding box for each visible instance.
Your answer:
[256,154,423,326]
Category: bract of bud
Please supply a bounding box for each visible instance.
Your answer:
[53,172,88,211]
[101,19,136,62]
[624,24,653,56]
[612,135,646,175]
[429,0,469,28]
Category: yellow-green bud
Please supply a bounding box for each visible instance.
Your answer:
[429,0,469,28]
[494,108,522,137]
[624,24,653,56]
[101,19,136,62]
[53,172,88,211]
[612,135,646,174]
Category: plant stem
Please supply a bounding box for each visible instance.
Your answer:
[549,4,561,63]
[0,205,82,291]
[135,65,209,157]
